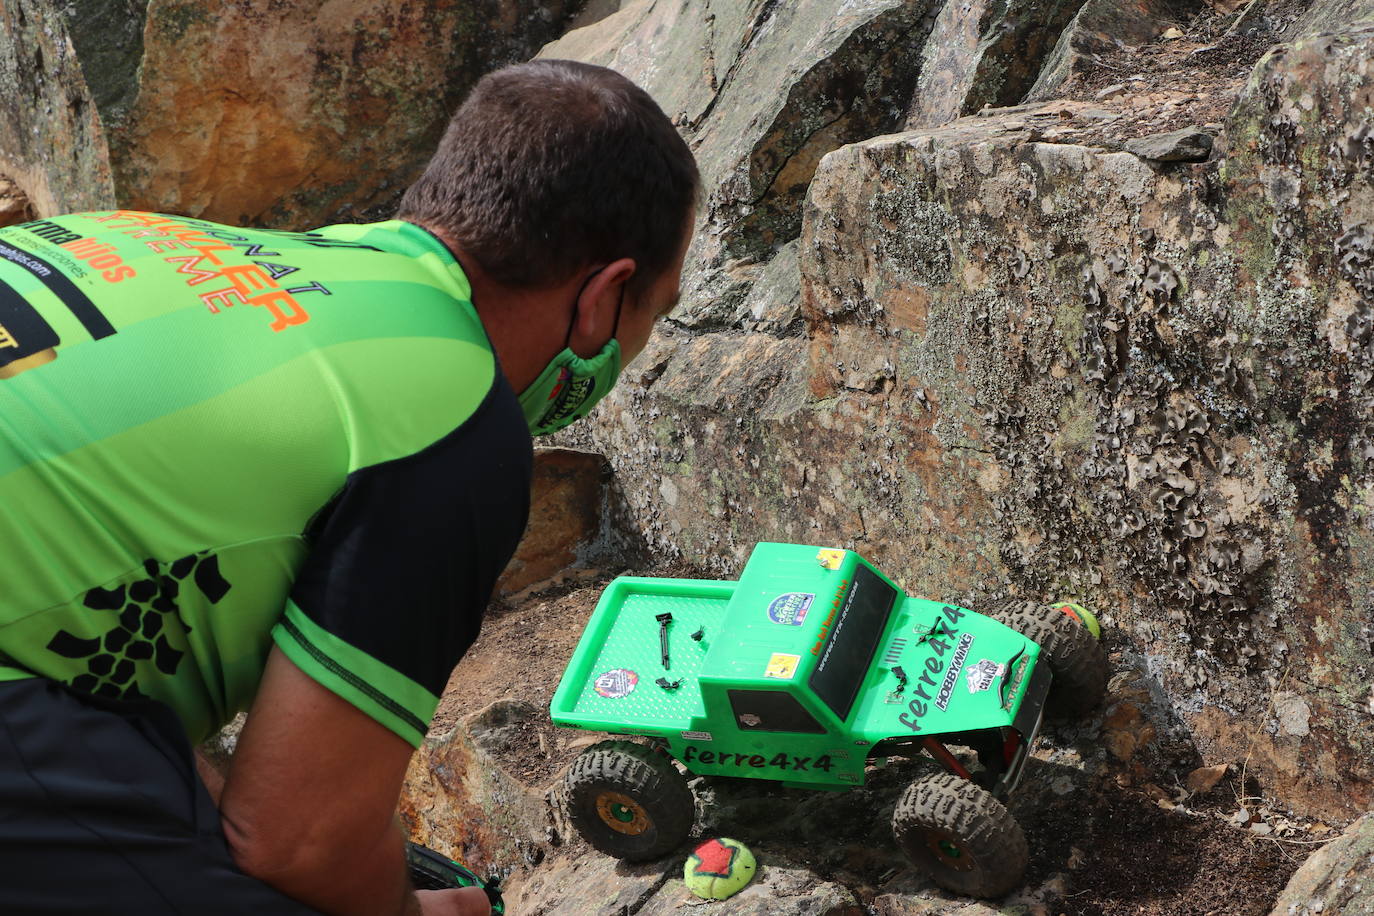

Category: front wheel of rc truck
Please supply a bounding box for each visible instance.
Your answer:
[564,740,695,862]
[892,772,1029,898]
[990,599,1107,718]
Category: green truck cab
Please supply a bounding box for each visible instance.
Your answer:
[551,543,1106,898]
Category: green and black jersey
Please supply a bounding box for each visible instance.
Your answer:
[0,211,532,747]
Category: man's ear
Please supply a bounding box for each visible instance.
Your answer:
[570,258,636,354]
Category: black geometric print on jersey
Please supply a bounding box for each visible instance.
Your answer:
[50,551,233,700]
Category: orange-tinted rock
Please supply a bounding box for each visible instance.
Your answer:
[497,448,608,598]
[3,1,580,223]
[0,176,33,228]
[400,700,550,875]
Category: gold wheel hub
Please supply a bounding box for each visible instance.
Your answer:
[595,790,651,835]
[922,829,976,872]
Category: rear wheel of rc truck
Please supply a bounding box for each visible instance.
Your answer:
[565,740,695,862]
[989,599,1107,718]
[892,772,1029,898]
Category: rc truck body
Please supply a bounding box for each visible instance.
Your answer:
[551,543,1107,898]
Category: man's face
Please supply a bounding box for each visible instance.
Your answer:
[615,225,692,366]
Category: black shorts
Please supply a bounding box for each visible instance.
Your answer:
[0,678,320,915]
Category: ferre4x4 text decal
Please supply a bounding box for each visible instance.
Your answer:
[897,604,969,731]
[683,745,835,773]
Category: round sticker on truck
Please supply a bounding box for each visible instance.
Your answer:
[593,668,639,698]
[767,593,814,626]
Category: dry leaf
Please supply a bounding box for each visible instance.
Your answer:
[1186,763,1229,794]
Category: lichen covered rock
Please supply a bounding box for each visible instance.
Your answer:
[561,26,1374,822]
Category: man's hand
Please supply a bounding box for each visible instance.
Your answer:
[415,888,491,916]
[218,646,425,915]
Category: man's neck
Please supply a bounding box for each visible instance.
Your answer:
[412,222,571,396]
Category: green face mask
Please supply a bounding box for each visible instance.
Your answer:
[518,338,623,436]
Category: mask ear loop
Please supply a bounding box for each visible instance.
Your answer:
[562,271,598,350]
[565,267,625,351]
[610,285,625,340]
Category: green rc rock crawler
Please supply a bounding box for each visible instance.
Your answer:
[550,543,1108,898]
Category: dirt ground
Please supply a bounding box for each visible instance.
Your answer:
[437,570,1317,915]
[1014,0,1310,153]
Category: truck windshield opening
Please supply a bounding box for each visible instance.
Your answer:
[808,564,898,720]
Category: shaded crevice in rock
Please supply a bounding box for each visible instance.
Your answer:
[720,3,942,263]
[907,0,1091,128]
[58,0,149,133]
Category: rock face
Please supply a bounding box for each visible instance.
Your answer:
[1269,814,1374,916]
[541,0,941,321]
[400,699,553,876]
[1,0,583,224]
[556,14,1374,823]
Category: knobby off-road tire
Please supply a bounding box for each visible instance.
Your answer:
[564,740,695,862]
[989,599,1108,718]
[892,772,1029,898]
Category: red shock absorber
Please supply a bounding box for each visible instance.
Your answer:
[921,737,974,781]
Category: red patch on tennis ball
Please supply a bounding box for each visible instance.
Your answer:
[691,838,737,877]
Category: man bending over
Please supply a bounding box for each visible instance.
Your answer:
[0,60,697,915]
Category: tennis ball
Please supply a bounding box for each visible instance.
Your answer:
[1056,601,1101,640]
[684,837,756,900]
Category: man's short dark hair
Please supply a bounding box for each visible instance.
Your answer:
[398,60,699,293]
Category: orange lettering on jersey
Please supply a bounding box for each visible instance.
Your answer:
[200,287,249,314]
[93,211,174,228]
[165,254,222,286]
[219,263,274,299]
[250,288,310,332]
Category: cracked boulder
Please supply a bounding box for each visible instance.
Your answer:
[0,0,114,215]
[0,0,581,223]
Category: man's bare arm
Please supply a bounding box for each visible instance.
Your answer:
[217,646,485,916]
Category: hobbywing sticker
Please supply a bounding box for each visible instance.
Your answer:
[593,668,639,698]
[767,592,814,626]
[966,658,1007,695]
[765,653,800,679]
[933,633,975,711]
